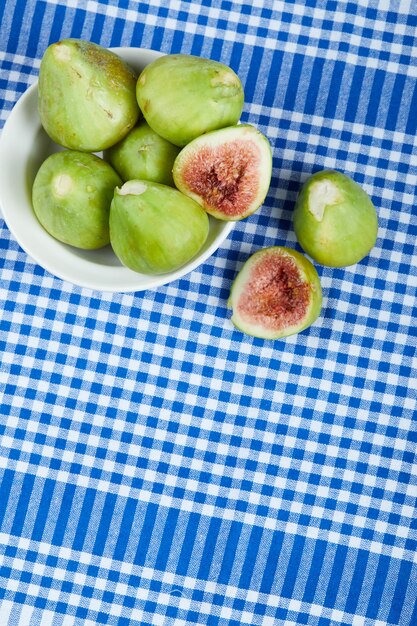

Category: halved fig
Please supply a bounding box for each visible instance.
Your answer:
[173,124,272,221]
[136,54,244,147]
[228,247,322,339]
[293,170,378,267]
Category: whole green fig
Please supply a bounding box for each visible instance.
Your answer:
[110,180,209,274]
[32,150,121,249]
[105,120,180,185]
[293,170,378,267]
[38,39,140,152]
[136,54,244,146]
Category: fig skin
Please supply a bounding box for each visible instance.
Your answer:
[228,247,322,340]
[173,124,272,221]
[104,120,180,186]
[110,180,209,274]
[38,39,140,152]
[32,151,122,249]
[293,170,378,267]
[136,54,244,147]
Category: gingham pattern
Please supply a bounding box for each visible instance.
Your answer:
[1,1,417,625]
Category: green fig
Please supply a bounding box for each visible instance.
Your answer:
[228,247,322,339]
[293,170,378,267]
[38,39,140,151]
[104,120,180,185]
[136,54,244,146]
[32,150,122,249]
[173,124,272,221]
[110,180,209,274]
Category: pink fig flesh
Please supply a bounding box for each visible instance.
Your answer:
[228,247,322,339]
[173,125,272,221]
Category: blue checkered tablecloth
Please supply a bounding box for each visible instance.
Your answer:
[1,1,417,625]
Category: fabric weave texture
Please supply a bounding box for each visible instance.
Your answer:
[0,1,416,625]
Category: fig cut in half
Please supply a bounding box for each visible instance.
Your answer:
[173,124,272,221]
[228,247,322,340]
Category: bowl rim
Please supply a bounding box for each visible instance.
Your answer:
[0,46,234,293]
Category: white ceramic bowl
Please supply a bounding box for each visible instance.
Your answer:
[0,47,234,292]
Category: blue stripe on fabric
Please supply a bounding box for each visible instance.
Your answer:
[345,65,366,123]
[70,8,86,38]
[0,470,15,528]
[134,503,159,567]
[176,512,201,576]
[344,550,369,615]
[91,12,105,44]
[150,27,163,54]
[197,516,222,580]
[302,540,327,603]
[263,49,284,107]
[409,592,417,626]
[365,69,385,127]
[31,479,55,541]
[110,18,125,48]
[386,73,406,132]
[154,508,180,571]
[387,561,413,624]
[282,54,304,113]
[92,492,117,555]
[229,41,243,77]
[132,21,145,47]
[7,0,27,53]
[210,38,224,63]
[10,473,35,536]
[281,534,307,598]
[51,483,76,546]
[405,81,417,136]
[0,0,6,31]
[239,525,263,589]
[366,554,391,618]
[244,45,266,104]
[260,530,285,594]
[324,544,349,607]
[323,61,346,120]
[49,4,66,45]
[303,56,325,115]
[190,34,204,56]
[26,1,46,58]
[172,29,185,53]
[217,521,243,585]
[72,488,97,552]
[113,498,138,561]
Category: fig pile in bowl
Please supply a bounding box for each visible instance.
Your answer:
[33,38,273,277]
[32,38,378,339]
